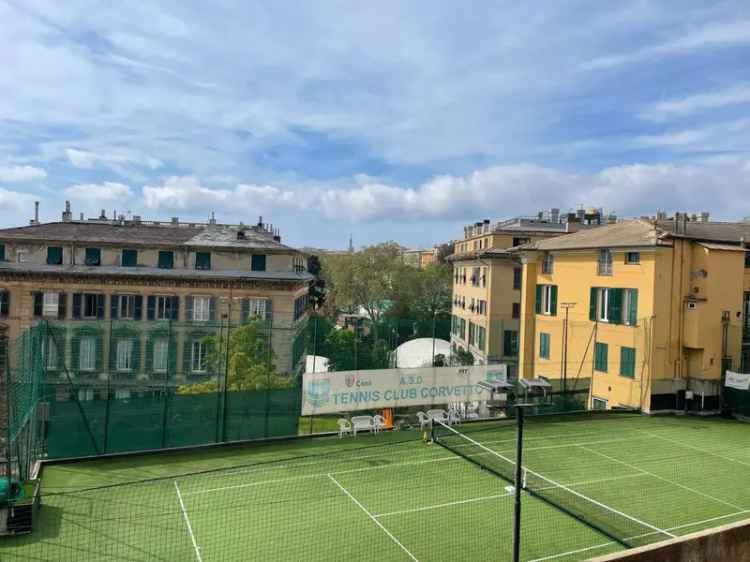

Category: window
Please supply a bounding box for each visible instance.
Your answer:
[476,326,486,351]
[47,246,63,265]
[539,333,550,359]
[115,389,131,400]
[513,237,530,247]
[0,243,5,261]
[590,288,638,325]
[592,397,607,410]
[477,300,487,315]
[625,252,640,265]
[294,294,307,321]
[122,249,138,267]
[195,252,211,270]
[85,247,101,266]
[192,296,211,321]
[504,330,518,356]
[468,322,476,346]
[158,251,174,269]
[598,249,613,276]
[542,252,554,274]
[243,298,268,320]
[43,292,60,317]
[595,342,608,372]
[191,340,208,373]
[481,267,487,288]
[535,284,558,316]
[512,302,520,319]
[78,388,95,401]
[115,295,139,320]
[620,346,636,378]
[79,337,96,371]
[82,294,101,319]
[116,340,135,371]
[156,296,177,320]
[44,336,58,370]
[153,339,169,373]
[746,252,750,269]
[0,290,8,317]
[251,254,266,271]
[471,267,481,287]
[513,268,522,290]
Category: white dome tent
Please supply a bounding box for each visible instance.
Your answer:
[391,337,451,369]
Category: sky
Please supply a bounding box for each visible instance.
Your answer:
[1,1,750,249]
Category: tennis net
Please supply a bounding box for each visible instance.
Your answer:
[431,419,674,548]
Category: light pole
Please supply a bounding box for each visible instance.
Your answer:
[560,303,576,395]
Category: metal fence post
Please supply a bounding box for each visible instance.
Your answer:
[512,404,526,562]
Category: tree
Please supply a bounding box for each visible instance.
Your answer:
[306,255,327,310]
[323,242,405,322]
[177,322,292,394]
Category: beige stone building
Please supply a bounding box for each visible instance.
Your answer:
[0,203,312,387]
[449,209,610,375]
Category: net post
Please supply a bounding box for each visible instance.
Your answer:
[512,403,528,562]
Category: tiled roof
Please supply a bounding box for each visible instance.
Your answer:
[0,221,293,252]
[447,248,515,262]
[655,220,750,244]
[525,220,661,251]
[0,261,312,282]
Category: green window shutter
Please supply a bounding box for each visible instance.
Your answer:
[595,342,608,372]
[95,334,104,372]
[0,244,5,261]
[47,246,63,265]
[535,285,543,314]
[504,331,512,356]
[589,287,598,321]
[158,251,174,269]
[550,285,558,316]
[251,254,267,271]
[609,288,623,324]
[540,333,550,359]
[628,289,638,325]
[620,346,635,378]
[122,249,138,267]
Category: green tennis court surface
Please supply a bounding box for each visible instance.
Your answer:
[3,413,750,561]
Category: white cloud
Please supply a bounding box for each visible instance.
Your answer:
[0,165,47,183]
[584,20,750,70]
[65,182,133,202]
[137,158,750,224]
[66,148,162,171]
[642,84,750,120]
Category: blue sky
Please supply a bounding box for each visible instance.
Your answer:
[1,1,750,249]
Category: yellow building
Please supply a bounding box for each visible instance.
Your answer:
[449,212,597,373]
[518,216,750,412]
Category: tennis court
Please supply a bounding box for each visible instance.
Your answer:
[3,412,750,561]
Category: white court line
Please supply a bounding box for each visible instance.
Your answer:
[183,455,458,497]
[435,421,676,540]
[327,473,419,562]
[641,430,750,469]
[374,473,647,520]
[580,446,746,512]
[527,540,616,562]
[174,480,203,562]
[527,508,750,562]
[375,492,512,518]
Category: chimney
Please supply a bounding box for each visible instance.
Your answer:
[171,217,179,225]
[550,208,560,223]
[79,212,84,220]
[30,201,40,225]
[209,211,216,226]
[62,201,73,222]
[700,211,710,222]
[132,215,141,224]
[682,212,688,234]
[99,209,107,220]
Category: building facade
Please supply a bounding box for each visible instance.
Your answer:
[0,204,312,391]
[448,211,599,373]
[518,216,750,412]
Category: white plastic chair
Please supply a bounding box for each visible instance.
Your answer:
[372,414,387,433]
[337,418,352,438]
[416,411,431,431]
[465,402,480,420]
[427,409,450,425]
[448,409,462,426]
[351,416,374,436]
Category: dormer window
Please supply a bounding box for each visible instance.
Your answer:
[195,252,211,271]
[47,246,63,265]
[237,230,246,240]
[85,248,101,266]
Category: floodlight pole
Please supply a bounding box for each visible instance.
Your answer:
[512,403,531,562]
[560,303,576,395]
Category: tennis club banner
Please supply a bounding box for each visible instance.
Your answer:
[301,364,508,415]
[725,371,750,390]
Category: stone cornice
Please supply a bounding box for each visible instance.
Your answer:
[0,269,306,291]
